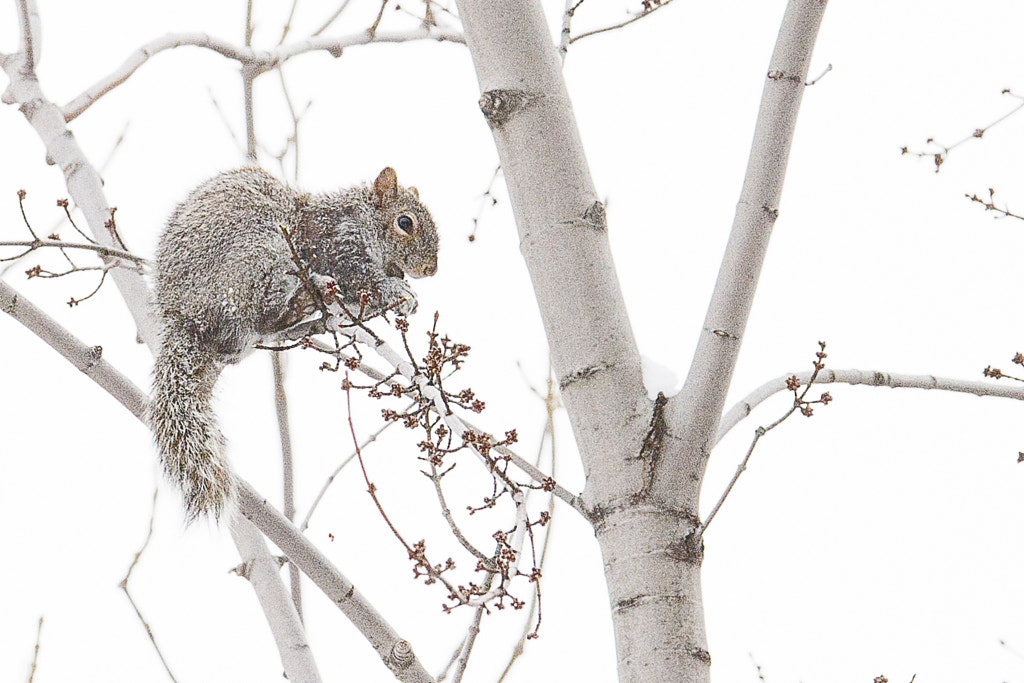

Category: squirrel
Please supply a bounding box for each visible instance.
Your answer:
[148,166,439,522]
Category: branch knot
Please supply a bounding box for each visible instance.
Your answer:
[478,88,538,128]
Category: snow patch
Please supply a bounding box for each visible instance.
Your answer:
[641,354,683,400]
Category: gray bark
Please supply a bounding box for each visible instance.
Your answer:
[456,1,827,680]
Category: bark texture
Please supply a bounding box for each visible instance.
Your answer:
[456,1,827,681]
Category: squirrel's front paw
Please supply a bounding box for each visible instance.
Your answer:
[386,279,418,316]
[395,291,418,316]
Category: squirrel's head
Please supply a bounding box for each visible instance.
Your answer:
[373,167,439,279]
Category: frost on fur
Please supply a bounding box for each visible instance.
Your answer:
[149,322,235,522]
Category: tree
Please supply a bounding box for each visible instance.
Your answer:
[4,1,1024,682]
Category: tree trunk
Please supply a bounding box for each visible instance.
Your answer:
[456,1,827,680]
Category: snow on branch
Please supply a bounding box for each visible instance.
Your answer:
[330,307,542,613]
[61,27,464,121]
[715,367,1024,446]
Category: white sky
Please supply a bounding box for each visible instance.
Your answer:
[3,1,1024,682]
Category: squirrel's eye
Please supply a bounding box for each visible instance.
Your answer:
[396,215,414,234]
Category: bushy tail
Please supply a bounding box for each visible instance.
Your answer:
[149,321,234,523]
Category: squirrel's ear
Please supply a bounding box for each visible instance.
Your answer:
[374,167,399,208]
[408,186,419,200]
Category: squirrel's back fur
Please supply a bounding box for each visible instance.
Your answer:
[150,166,438,521]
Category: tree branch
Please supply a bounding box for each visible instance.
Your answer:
[236,482,436,682]
[715,368,1024,446]
[272,354,303,618]
[569,0,676,45]
[0,279,436,683]
[120,488,180,682]
[60,28,465,121]
[660,0,828,499]
[0,239,149,265]
[229,519,322,683]
[1,6,159,349]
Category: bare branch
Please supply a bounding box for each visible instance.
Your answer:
[449,571,494,683]
[61,28,465,121]
[0,239,148,265]
[120,488,180,682]
[662,0,827,498]
[2,37,159,348]
[15,0,41,68]
[570,0,676,45]
[26,616,43,683]
[699,344,831,541]
[278,0,301,45]
[902,89,1024,172]
[229,519,322,683]
[805,62,832,85]
[966,187,1024,222]
[1,280,435,683]
[1,280,147,417]
[497,371,559,681]
[311,0,354,37]
[716,367,1024,447]
[299,401,410,532]
[557,0,583,61]
[271,354,303,619]
[368,0,390,38]
[237,482,437,682]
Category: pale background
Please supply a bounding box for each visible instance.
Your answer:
[2,1,1024,682]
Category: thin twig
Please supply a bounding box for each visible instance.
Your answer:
[120,488,179,682]
[467,165,502,243]
[0,239,148,264]
[750,653,767,682]
[367,0,389,38]
[272,354,303,620]
[805,62,832,86]
[207,87,246,156]
[966,188,1024,222]
[311,0,354,37]
[436,643,462,682]
[570,0,675,44]
[697,343,830,541]
[716,367,1024,447]
[999,638,1024,662]
[26,616,43,683]
[344,375,466,601]
[497,370,559,681]
[243,0,258,163]
[299,398,413,531]
[425,462,489,561]
[450,571,494,683]
[278,0,302,45]
[558,0,584,62]
[902,89,1024,172]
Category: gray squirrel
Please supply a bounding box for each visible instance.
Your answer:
[149,166,439,522]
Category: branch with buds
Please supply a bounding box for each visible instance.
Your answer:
[902,88,1024,172]
[2,190,147,306]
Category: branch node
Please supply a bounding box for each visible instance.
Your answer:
[478,88,538,128]
[388,639,415,670]
[582,200,607,232]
